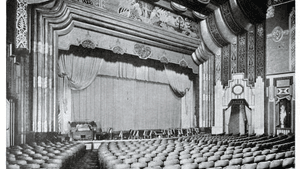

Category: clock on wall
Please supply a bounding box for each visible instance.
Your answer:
[232,84,244,95]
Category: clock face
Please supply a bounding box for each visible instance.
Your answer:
[232,84,244,95]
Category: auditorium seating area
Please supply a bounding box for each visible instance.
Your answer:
[6,141,86,169]
[98,133,295,169]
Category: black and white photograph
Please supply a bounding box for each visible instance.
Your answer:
[5,0,297,168]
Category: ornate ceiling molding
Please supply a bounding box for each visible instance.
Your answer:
[214,8,236,44]
[206,13,230,47]
[220,1,245,35]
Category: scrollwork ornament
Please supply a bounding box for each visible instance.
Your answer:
[272,26,283,42]
[133,43,152,59]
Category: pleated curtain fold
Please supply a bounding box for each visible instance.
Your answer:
[58,53,103,90]
[164,64,191,98]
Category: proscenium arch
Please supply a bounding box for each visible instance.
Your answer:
[30,0,201,132]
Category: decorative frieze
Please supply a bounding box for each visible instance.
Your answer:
[220,1,243,35]
[16,0,28,49]
[110,39,127,55]
[215,54,221,82]
[230,43,237,74]
[266,6,275,19]
[207,13,229,47]
[77,31,98,49]
[289,7,295,71]
[247,29,255,85]
[237,33,247,75]
[255,23,265,78]
[221,45,230,86]
[133,43,152,59]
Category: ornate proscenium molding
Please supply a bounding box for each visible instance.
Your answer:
[191,40,214,65]
[77,31,98,49]
[133,43,152,59]
[179,58,188,68]
[220,1,245,35]
[109,39,127,55]
[206,13,230,47]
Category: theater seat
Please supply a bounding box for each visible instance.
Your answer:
[285,151,294,158]
[221,154,232,160]
[275,152,285,159]
[215,159,229,167]
[233,153,243,159]
[241,163,257,169]
[229,158,242,166]
[6,164,20,169]
[269,159,283,169]
[163,164,181,169]
[207,155,220,162]
[145,167,162,169]
[181,163,198,169]
[224,165,241,169]
[164,159,179,166]
[242,156,254,164]
[194,157,207,164]
[131,162,147,168]
[256,161,270,169]
[198,161,214,168]
[243,152,253,158]
[262,154,273,161]
[254,155,266,163]
[282,157,295,168]
[180,158,194,165]
[21,163,40,169]
[148,160,163,167]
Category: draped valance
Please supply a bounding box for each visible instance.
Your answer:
[58,47,193,97]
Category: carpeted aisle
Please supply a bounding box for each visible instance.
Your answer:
[70,150,99,169]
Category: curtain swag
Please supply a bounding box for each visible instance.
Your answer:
[164,64,191,98]
[58,54,103,90]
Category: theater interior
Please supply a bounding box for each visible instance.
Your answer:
[6,0,296,168]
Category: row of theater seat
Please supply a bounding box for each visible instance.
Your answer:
[6,141,86,169]
[98,134,295,169]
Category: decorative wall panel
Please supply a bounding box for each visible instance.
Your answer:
[221,45,230,86]
[256,23,265,78]
[16,0,28,49]
[207,13,230,47]
[230,43,237,74]
[212,74,265,135]
[289,7,295,72]
[237,33,247,75]
[247,28,255,85]
[215,54,221,83]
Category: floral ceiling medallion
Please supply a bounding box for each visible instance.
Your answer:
[134,43,152,59]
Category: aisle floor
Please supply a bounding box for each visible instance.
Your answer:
[70,150,99,169]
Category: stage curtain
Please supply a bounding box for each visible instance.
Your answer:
[71,76,181,131]
[164,64,191,98]
[58,53,103,90]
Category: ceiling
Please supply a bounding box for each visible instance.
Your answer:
[146,0,268,65]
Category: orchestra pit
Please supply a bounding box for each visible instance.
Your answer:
[6,0,296,168]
